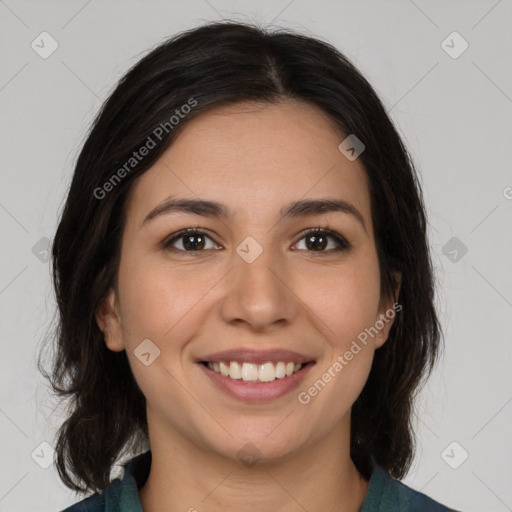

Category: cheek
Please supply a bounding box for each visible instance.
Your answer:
[294,252,381,411]
[117,255,217,344]
[115,258,213,408]
[297,255,382,348]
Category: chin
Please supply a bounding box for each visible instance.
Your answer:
[199,424,310,467]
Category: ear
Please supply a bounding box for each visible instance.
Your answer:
[95,288,125,352]
[375,271,402,349]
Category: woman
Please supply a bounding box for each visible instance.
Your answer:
[43,20,460,511]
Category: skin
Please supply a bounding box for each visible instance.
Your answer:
[97,99,399,512]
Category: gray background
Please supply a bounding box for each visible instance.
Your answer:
[1,1,511,510]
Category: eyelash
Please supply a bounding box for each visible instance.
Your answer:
[161,227,351,255]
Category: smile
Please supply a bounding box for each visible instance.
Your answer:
[198,360,315,402]
[202,360,305,382]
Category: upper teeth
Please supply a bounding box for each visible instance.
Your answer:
[206,361,303,382]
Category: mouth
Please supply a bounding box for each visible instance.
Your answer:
[199,360,314,383]
[196,349,316,402]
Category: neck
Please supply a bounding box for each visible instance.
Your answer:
[139,411,369,512]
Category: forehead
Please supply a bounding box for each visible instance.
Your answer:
[125,100,372,227]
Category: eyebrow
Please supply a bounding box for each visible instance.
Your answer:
[142,196,366,231]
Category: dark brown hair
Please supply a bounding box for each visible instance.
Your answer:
[39,20,442,494]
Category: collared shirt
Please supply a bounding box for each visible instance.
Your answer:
[61,450,459,511]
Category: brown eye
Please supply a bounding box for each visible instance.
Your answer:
[182,233,206,250]
[305,233,328,251]
[163,229,220,252]
[294,228,350,253]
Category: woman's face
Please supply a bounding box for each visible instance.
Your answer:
[98,99,397,464]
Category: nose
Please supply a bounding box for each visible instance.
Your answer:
[220,244,300,332]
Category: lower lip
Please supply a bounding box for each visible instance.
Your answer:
[198,362,315,403]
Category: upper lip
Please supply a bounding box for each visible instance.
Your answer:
[197,349,315,365]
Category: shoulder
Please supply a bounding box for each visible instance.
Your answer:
[59,476,133,512]
[60,489,106,511]
[361,466,461,511]
[59,451,151,512]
